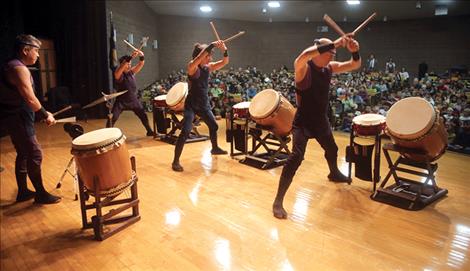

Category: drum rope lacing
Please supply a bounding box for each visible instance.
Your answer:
[85,170,137,198]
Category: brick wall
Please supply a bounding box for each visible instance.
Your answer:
[106,1,159,90]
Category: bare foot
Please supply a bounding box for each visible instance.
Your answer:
[273,204,288,219]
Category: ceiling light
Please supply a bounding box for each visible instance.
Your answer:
[262,8,267,13]
[268,1,280,8]
[347,0,360,5]
[200,6,212,13]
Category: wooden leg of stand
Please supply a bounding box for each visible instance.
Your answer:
[92,176,104,241]
[130,156,140,217]
[78,173,90,229]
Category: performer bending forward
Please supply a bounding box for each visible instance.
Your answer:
[172,40,229,172]
[273,36,361,219]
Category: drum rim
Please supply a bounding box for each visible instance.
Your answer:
[386,97,436,140]
[72,128,124,151]
[166,82,188,106]
[249,89,281,119]
[154,95,167,101]
[233,101,251,109]
[352,113,386,126]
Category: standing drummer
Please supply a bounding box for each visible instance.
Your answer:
[106,49,154,136]
[273,36,362,219]
[171,40,229,172]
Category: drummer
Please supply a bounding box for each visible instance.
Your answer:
[172,40,229,172]
[273,35,361,219]
[106,49,154,136]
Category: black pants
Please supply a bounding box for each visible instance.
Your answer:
[109,100,152,132]
[281,126,338,180]
[3,114,47,194]
[173,105,219,163]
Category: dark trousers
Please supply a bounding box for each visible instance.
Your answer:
[281,126,339,180]
[173,105,219,163]
[4,115,47,194]
[108,100,152,132]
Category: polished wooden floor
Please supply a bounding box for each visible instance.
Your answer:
[1,111,470,271]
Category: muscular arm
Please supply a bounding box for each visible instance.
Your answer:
[8,66,42,111]
[330,39,361,74]
[8,65,56,125]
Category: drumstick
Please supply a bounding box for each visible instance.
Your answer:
[223,31,245,43]
[56,116,77,123]
[123,39,140,51]
[210,21,221,41]
[323,14,346,37]
[352,12,377,36]
[52,105,72,116]
[52,103,81,117]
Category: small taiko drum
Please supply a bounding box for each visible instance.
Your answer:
[233,101,251,118]
[166,82,188,112]
[386,97,448,162]
[249,89,296,136]
[352,113,386,136]
[153,95,167,108]
[71,128,133,195]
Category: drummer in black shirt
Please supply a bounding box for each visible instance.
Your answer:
[171,40,229,172]
[273,36,361,219]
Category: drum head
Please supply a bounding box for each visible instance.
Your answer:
[166,82,188,107]
[154,95,167,101]
[249,89,280,119]
[353,113,385,126]
[386,97,436,139]
[233,101,251,109]
[72,128,123,150]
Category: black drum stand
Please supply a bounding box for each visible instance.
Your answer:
[371,143,448,210]
[152,103,208,145]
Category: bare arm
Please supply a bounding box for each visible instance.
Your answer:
[115,50,140,80]
[330,38,361,74]
[188,42,215,77]
[131,50,145,74]
[294,37,346,83]
[8,66,55,125]
[208,40,229,72]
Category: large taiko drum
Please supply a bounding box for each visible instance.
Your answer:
[166,82,188,112]
[153,95,167,108]
[71,128,133,195]
[352,113,386,136]
[233,101,251,118]
[386,97,448,162]
[249,89,296,136]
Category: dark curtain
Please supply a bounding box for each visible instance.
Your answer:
[0,0,110,119]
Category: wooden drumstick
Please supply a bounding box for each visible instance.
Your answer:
[52,105,72,116]
[323,14,346,37]
[352,12,377,36]
[210,21,221,41]
[223,31,245,43]
[123,39,140,52]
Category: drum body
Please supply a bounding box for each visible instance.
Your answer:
[153,95,167,108]
[386,97,448,162]
[352,113,386,136]
[233,101,251,118]
[71,128,132,192]
[249,89,296,136]
[166,82,188,112]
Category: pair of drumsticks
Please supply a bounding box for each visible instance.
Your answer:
[209,21,245,44]
[323,12,377,37]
